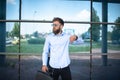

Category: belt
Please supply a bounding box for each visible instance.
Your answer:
[50,65,69,70]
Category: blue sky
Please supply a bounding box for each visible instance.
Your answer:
[6,0,120,35]
[21,0,90,21]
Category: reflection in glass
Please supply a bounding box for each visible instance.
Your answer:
[22,0,90,21]
[92,54,120,80]
[108,3,120,22]
[65,24,90,53]
[92,24,102,53]
[6,0,19,20]
[92,24,120,53]
[6,22,19,53]
[20,23,90,54]
[0,55,19,80]
[20,23,51,53]
[108,25,120,53]
[93,2,102,22]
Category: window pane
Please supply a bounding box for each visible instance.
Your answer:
[6,0,19,20]
[93,2,120,23]
[21,0,90,21]
[70,54,90,80]
[93,2,102,22]
[92,24,102,53]
[64,23,90,53]
[0,55,19,80]
[108,3,120,23]
[20,23,51,54]
[92,24,120,53]
[6,22,19,53]
[20,55,41,80]
[92,54,120,80]
[20,23,90,54]
[20,55,90,80]
[108,25,120,53]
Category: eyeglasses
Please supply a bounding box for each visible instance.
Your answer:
[51,24,61,27]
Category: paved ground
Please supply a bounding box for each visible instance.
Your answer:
[0,54,120,80]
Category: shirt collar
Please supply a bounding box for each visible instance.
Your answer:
[52,32,64,36]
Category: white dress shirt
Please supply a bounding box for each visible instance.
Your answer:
[42,32,71,68]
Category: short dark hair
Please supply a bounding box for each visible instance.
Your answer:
[52,17,64,26]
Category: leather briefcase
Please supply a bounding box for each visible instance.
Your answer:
[35,70,53,80]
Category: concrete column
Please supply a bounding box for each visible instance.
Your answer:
[102,1,108,66]
[0,0,6,65]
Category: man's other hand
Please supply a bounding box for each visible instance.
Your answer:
[42,65,48,72]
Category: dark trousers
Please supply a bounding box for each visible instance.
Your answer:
[49,66,72,80]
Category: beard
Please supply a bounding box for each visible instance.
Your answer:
[53,28,61,35]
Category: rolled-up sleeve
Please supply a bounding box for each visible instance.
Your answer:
[42,36,50,66]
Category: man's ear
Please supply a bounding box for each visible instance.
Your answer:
[60,25,64,29]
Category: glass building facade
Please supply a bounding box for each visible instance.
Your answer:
[0,0,120,80]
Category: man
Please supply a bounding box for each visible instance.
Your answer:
[42,17,78,80]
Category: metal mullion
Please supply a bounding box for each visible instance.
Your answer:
[18,0,22,80]
[90,0,93,80]
[0,52,119,56]
[0,20,120,25]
